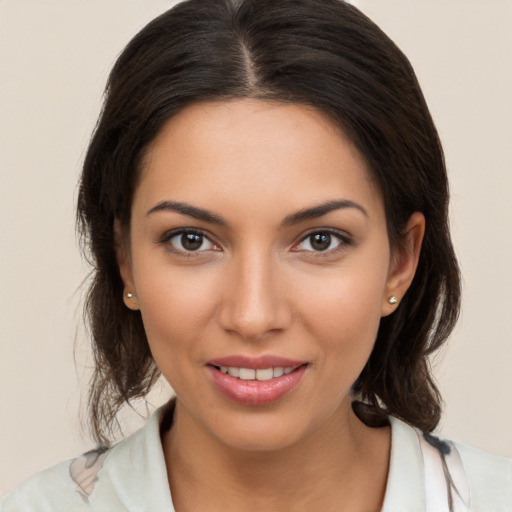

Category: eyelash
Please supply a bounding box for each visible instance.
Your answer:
[158,228,352,257]
[292,229,353,256]
[158,229,220,256]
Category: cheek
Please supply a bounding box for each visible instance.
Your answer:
[133,262,220,364]
[295,260,389,365]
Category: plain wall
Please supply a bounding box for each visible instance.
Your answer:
[1,0,511,492]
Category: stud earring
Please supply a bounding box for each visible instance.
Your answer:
[388,296,398,305]
[123,291,139,311]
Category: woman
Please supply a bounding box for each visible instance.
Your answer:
[2,0,510,510]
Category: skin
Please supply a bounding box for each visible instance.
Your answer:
[117,99,425,512]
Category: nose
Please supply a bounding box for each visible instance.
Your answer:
[218,249,292,341]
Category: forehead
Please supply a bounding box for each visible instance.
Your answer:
[135,99,383,220]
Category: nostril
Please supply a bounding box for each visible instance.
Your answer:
[217,278,293,340]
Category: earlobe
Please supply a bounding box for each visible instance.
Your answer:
[381,212,425,317]
[114,219,139,310]
[123,290,140,310]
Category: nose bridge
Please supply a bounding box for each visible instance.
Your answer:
[219,244,288,340]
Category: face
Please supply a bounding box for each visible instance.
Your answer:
[119,99,422,452]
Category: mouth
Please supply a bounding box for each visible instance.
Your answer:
[206,358,308,405]
[211,365,300,381]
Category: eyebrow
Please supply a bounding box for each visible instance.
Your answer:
[281,199,368,226]
[146,199,368,227]
[146,201,228,226]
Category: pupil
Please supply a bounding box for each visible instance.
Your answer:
[311,233,331,251]
[182,233,203,251]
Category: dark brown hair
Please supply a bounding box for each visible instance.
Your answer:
[77,0,461,446]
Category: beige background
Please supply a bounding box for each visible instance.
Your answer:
[1,0,511,492]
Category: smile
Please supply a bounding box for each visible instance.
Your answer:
[216,366,296,381]
[207,358,308,406]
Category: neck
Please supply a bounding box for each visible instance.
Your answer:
[162,399,391,512]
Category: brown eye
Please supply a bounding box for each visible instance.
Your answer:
[166,230,216,253]
[310,233,332,251]
[181,233,203,251]
[295,230,349,253]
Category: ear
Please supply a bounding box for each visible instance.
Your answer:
[114,218,139,311]
[381,212,425,317]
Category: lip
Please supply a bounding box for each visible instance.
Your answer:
[206,355,305,369]
[206,355,308,406]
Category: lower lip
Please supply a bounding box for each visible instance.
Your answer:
[207,365,307,406]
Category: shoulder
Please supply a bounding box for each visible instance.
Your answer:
[452,439,512,510]
[0,453,97,512]
[1,402,175,512]
[384,416,512,511]
[1,442,134,512]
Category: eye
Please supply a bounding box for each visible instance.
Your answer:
[163,229,218,253]
[295,230,349,252]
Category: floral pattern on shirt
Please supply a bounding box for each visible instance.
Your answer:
[69,448,109,500]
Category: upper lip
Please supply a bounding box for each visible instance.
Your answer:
[206,355,306,369]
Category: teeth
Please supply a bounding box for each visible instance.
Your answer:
[239,368,256,380]
[256,368,273,381]
[227,367,240,378]
[217,366,297,380]
[273,367,284,377]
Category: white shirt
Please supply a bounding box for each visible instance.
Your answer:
[2,402,511,511]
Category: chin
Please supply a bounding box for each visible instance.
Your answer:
[213,419,309,453]
[196,399,338,455]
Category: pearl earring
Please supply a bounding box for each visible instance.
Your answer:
[388,296,398,305]
[126,292,134,299]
